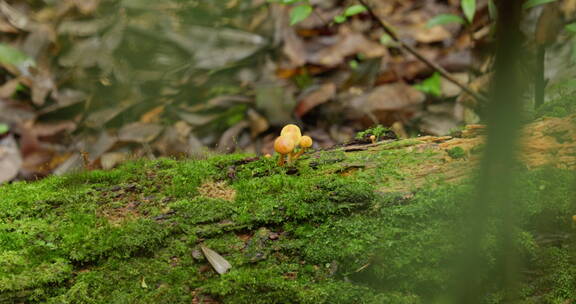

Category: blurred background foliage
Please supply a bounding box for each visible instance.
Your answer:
[0,0,575,181]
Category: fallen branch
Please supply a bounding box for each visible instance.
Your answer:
[357,0,488,105]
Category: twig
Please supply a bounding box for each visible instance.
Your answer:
[357,0,488,104]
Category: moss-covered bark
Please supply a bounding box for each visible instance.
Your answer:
[1,115,575,303]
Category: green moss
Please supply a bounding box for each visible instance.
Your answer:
[0,150,575,303]
[447,147,466,159]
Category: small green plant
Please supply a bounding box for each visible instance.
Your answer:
[333,4,367,24]
[0,123,9,135]
[268,0,367,26]
[447,146,466,159]
[414,72,442,97]
[355,125,389,141]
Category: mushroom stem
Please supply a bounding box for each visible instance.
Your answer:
[293,148,307,159]
[287,152,295,164]
[278,154,286,166]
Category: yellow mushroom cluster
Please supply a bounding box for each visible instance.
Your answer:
[273,124,313,166]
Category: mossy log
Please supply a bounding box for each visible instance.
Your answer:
[1,115,575,303]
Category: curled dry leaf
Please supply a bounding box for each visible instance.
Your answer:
[200,245,232,275]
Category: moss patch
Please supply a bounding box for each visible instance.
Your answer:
[1,147,575,303]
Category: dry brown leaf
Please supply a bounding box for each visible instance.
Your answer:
[309,28,388,66]
[118,122,163,144]
[217,121,249,153]
[561,0,576,17]
[200,245,232,275]
[535,3,564,46]
[73,0,101,15]
[295,83,336,118]
[33,120,76,138]
[247,108,269,138]
[100,151,129,170]
[140,106,164,124]
[0,15,18,33]
[348,83,425,119]
[80,131,118,163]
[0,135,22,183]
[412,25,452,44]
[0,77,21,98]
[177,112,218,126]
[0,1,34,31]
[282,25,307,67]
[440,73,469,97]
[84,102,133,128]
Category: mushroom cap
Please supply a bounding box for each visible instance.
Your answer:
[274,136,295,155]
[280,124,302,145]
[299,135,313,148]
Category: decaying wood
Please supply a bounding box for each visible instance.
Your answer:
[315,114,575,192]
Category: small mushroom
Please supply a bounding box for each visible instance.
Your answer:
[280,124,302,146]
[369,135,376,144]
[274,136,295,166]
[294,135,313,159]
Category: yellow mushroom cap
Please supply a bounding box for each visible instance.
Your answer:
[280,124,302,145]
[274,136,295,155]
[299,135,313,148]
[573,215,576,223]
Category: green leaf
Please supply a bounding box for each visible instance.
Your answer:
[0,123,8,135]
[427,14,465,28]
[414,72,442,97]
[566,23,576,33]
[344,4,367,17]
[0,43,34,67]
[349,59,359,69]
[333,15,347,23]
[523,0,557,10]
[461,0,476,23]
[488,0,497,20]
[379,33,392,45]
[290,4,313,25]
